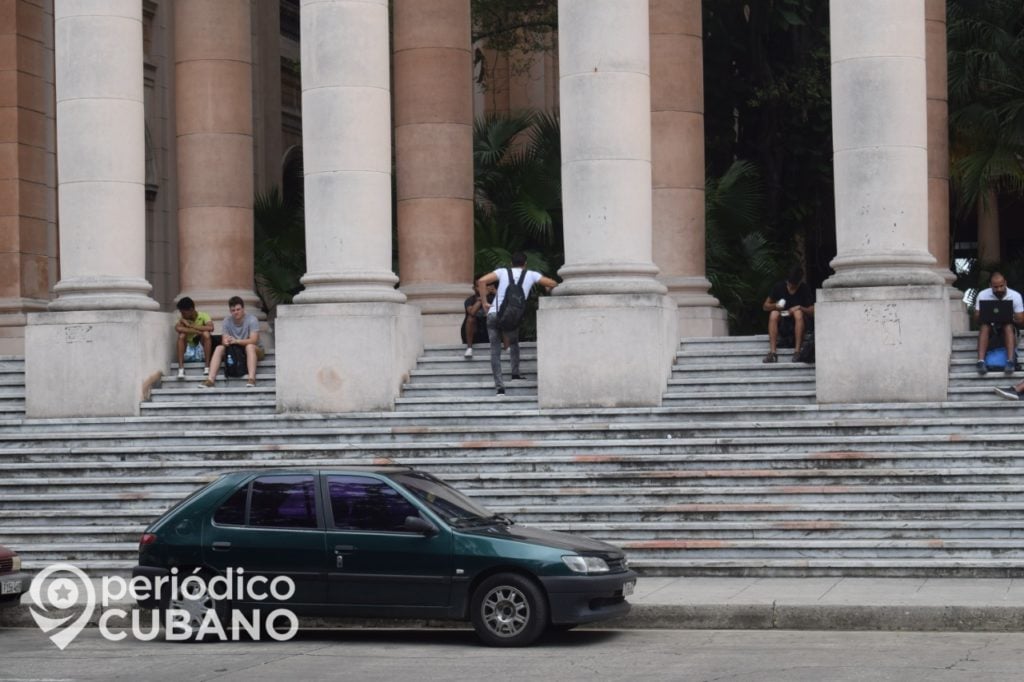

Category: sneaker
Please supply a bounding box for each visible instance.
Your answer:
[511,374,525,381]
[994,386,1021,401]
[246,379,256,388]
[177,367,185,379]
[203,366,209,376]
[464,347,473,359]
[976,360,988,376]
[1007,362,1017,376]
[496,388,505,396]
[199,379,215,389]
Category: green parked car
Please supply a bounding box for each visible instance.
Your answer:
[133,468,637,646]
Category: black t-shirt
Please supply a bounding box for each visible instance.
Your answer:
[769,281,814,310]
[463,293,494,320]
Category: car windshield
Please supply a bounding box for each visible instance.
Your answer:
[391,472,501,527]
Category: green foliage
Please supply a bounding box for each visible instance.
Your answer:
[705,160,788,334]
[948,0,1024,219]
[253,187,305,313]
[473,110,563,339]
[703,0,834,285]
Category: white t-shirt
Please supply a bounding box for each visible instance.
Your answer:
[488,267,543,316]
[977,287,1024,313]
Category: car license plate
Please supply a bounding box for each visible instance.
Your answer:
[622,580,635,597]
[1,579,21,595]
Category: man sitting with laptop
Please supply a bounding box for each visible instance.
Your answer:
[974,272,1024,376]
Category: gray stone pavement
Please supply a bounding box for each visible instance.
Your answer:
[3,576,1024,632]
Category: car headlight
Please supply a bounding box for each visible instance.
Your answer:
[561,555,610,574]
[11,555,21,571]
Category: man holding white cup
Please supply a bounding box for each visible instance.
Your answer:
[761,266,815,363]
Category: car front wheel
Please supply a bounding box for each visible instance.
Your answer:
[163,570,230,642]
[470,573,548,647]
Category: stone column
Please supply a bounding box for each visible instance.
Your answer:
[537,0,677,408]
[393,0,474,345]
[174,0,263,330]
[817,0,949,403]
[650,0,726,338]
[26,0,172,417]
[926,0,966,331]
[275,0,421,413]
[0,0,56,354]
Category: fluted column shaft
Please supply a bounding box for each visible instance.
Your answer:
[393,0,473,339]
[51,0,156,310]
[557,0,664,296]
[295,0,402,303]
[925,0,950,274]
[650,0,725,336]
[174,0,258,312]
[827,0,941,288]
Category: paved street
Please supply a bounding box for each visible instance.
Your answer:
[2,627,1023,681]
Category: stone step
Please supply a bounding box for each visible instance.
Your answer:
[393,395,539,409]
[401,381,538,397]
[138,400,276,415]
[169,356,277,370]
[662,390,816,405]
[627,557,1024,578]
[156,373,277,388]
[149,386,277,402]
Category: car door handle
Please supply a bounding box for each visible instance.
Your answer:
[334,545,355,553]
[211,541,232,551]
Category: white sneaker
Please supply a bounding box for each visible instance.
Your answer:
[177,368,185,379]
[203,366,209,376]
[464,347,473,359]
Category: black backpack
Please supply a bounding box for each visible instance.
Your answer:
[224,344,247,378]
[496,267,529,331]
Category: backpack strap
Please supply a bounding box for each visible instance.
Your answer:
[516,268,528,287]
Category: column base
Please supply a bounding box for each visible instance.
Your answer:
[948,288,968,333]
[815,285,950,403]
[537,293,677,408]
[25,310,174,418]
[399,283,468,346]
[662,277,729,337]
[275,302,422,412]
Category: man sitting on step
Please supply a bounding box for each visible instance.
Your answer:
[761,266,815,364]
[200,296,265,389]
[974,272,1024,377]
[174,296,213,379]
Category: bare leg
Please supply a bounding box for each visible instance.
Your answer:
[206,345,226,383]
[792,310,805,355]
[767,310,780,353]
[245,344,258,383]
[465,317,477,347]
[200,332,212,369]
[176,333,187,367]
[978,325,991,360]
[1004,325,1016,361]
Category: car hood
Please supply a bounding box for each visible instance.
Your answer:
[459,523,624,558]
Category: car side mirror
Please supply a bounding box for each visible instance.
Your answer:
[403,515,438,536]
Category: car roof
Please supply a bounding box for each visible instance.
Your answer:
[219,466,418,479]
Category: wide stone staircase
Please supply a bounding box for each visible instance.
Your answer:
[2,333,1024,577]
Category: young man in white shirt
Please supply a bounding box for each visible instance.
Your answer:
[476,252,558,395]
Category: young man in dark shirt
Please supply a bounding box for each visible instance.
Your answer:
[762,266,815,363]
[462,280,496,358]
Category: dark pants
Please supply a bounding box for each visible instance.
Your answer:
[487,314,519,389]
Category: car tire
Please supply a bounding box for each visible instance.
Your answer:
[162,569,231,642]
[470,573,548,647]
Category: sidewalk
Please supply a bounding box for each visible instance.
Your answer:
[619,576,1024,631]
[3,577,1023,632]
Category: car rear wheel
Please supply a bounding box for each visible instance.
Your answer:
[163,570,230,642]
[470,573,548,647]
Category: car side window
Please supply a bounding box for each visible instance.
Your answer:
[327,475,420,532]
[212,486,248,526]
[248,475,318,529]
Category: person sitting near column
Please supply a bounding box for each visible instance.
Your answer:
[174,296,213,379]
[762,266,815,363]
[476,252,558,396]
[461,279,496,358]
[200,296,265,388]
[974,272,1024,376]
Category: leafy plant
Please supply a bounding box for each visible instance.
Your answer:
[253,186,305,315]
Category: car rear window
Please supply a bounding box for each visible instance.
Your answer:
[213,486,248,526]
